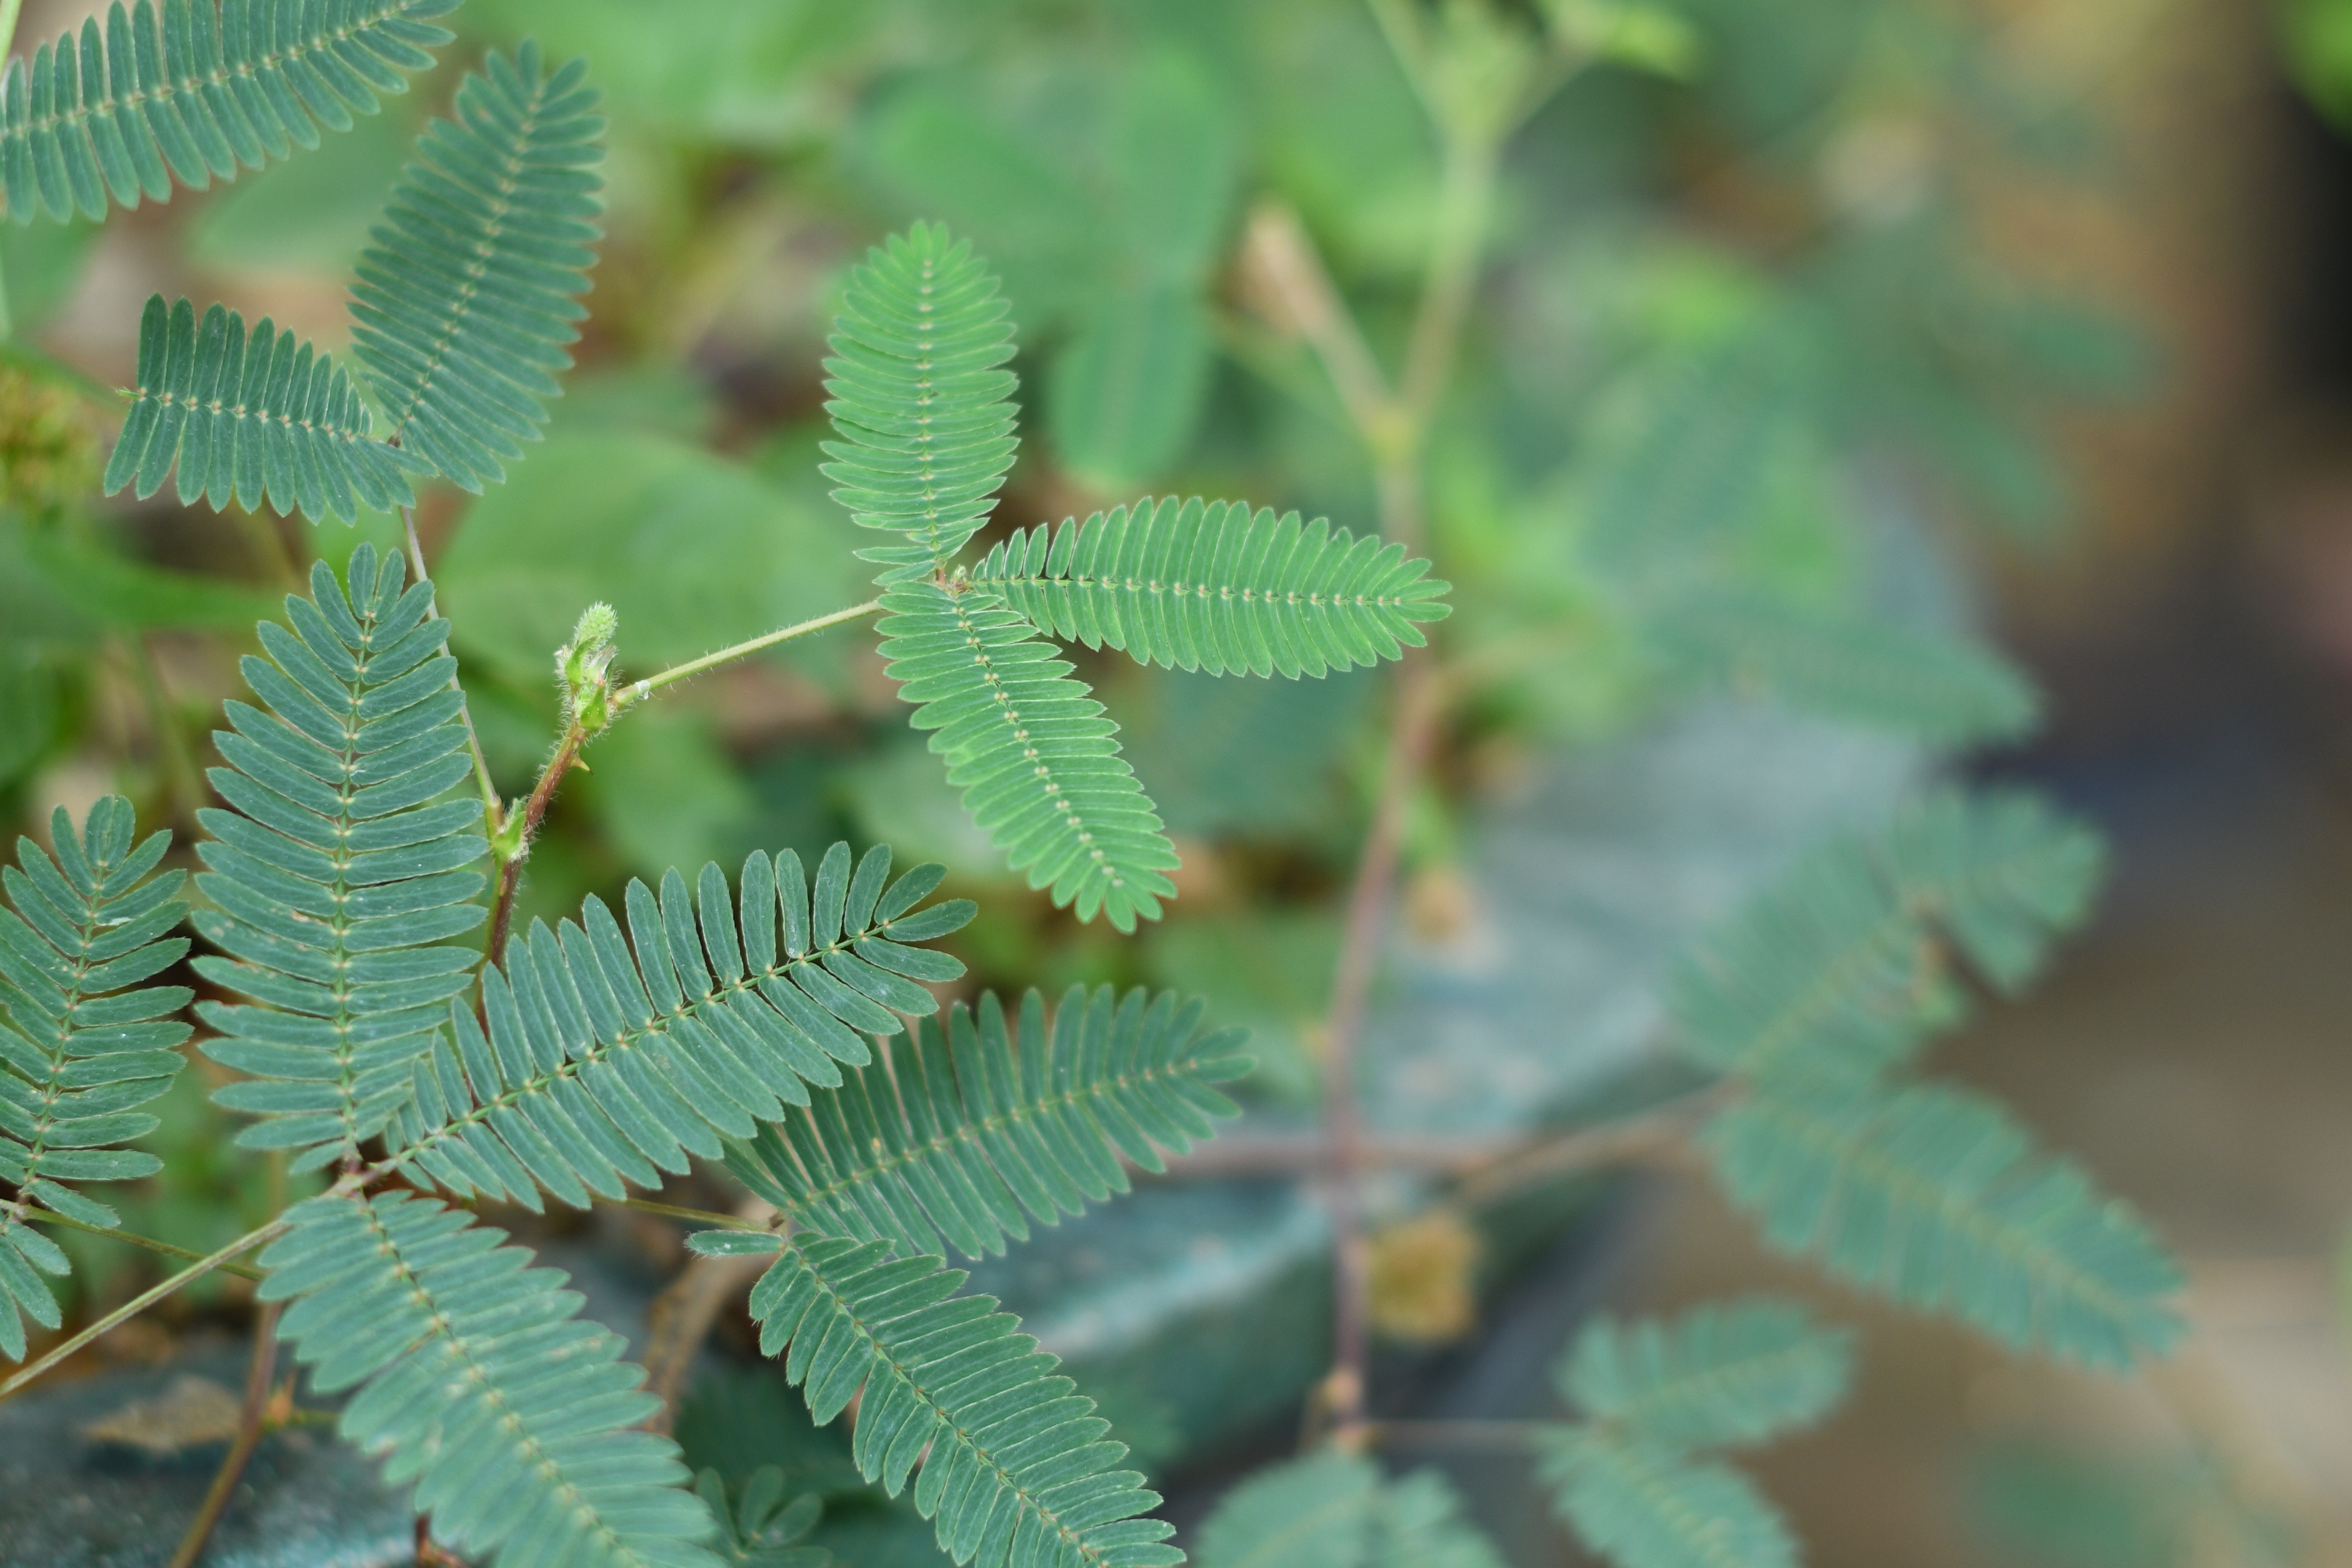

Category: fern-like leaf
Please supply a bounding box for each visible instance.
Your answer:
[1540,1431,1798,1568]
[1669,788,2102,1082]
[739,1233,1176,1568]
[385,844,975,1209]
[351,43,604,492]
[1656,590,2038,746]
[1701,1074,2184,1367]
[1881,788,2104,993]
[822,224,1018,585]
[192,544,488,1172]
[104,295,430,524]
[724,985,1247,1260]
[1193,1455,1504,1568]
[1559,1298,1853,1453]
[0,798,188,1360]
[0,0,457,225]
[969,497,1452,678]
[261,1191,721,1568]
[879,582,1177,931]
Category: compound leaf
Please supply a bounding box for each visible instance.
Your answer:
[724,984,1248,1260]
[747,1233,1176,1568]
[105,295,429,523]
[1560,1297,1853,1453]
[351,43,604,492]
[192,543,488,1172]
[971,497,1451,679]
[0,796,188,1361]
[262,1191,722,1568]
[0,0,458,225]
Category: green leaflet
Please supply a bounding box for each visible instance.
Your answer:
[1701,1074,2184,1368]
[878,582,1177,932]
[1668,787,2104,1082]
[261,1191,722,1568]
[1193,1454,1504,1568]
[351,44,605,492]
[693,1469,829,1568]
[385,843,977,1209]
[724,984,1249,1260]
[0,796,189,1361]
[969,497,1452,679]
[1540,1430,1799,1568]
[1559,1298,1853,1453]
[103,295,429,523]
[746,1233,1177,1568]
[1652,589,2039,746]
[0,0,458,226]
[821,223,1018,584]
[192,542,489,1172]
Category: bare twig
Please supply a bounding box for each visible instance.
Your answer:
[164,1302,282,1568]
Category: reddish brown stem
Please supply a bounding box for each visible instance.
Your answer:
[484,723,587,968]
[1317,655,1447,1445]
[164,1301,282,1568]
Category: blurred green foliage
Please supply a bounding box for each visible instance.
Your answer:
[0,0,2148,1456]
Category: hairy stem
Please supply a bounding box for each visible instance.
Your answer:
[165,1300,282,1568]
[401,507,503,830]
[22,1205,266,1281]
[616,599,883,704]
[485,719,587,968]
[482,596,885,967]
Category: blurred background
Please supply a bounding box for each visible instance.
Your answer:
[5,0,2352,1563]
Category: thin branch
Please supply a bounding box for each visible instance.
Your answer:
[164,1300,282,1568]
[401,505,503,830]
[0,1211,299,1402]
[1399,134,1500,429]
[616,599,883,703]
[22,1205,266,1281]
[599,1195,771,1232]
[1238,203,1401,453]
[1318,653,1450,1447]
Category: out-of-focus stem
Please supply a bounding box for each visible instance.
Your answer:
[164,1300,282,1568]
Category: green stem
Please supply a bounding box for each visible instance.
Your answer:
[616,599,883,706]
[600,1195,771,1231]
[0,1211,298,1402]
[22,1206,266,1282]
